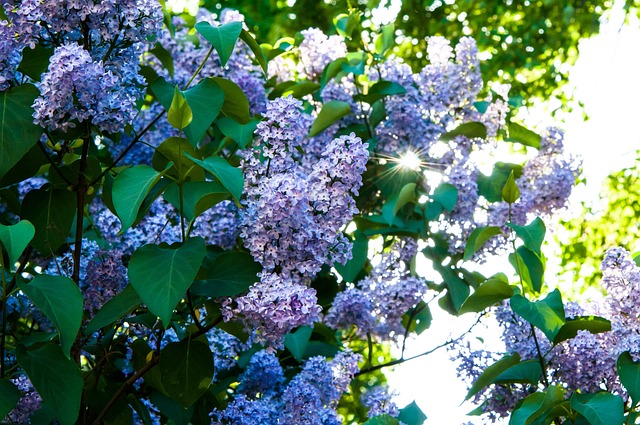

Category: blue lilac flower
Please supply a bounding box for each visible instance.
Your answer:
[237,350,284,398]
[324,288,376,335]
[361,385,400,419]
[191,200,240,249]
[212,394,281,425]
[207,327,248,378]
[298,28,347,81]
[5,374,42,423]
[83,248,128,316]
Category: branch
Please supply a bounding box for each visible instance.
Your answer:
[37,141,74,187]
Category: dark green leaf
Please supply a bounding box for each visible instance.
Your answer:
[432,183,458,213]
[463,226,503,261]
[0,84,43,180]
[216,117,259,148]
[0,143,47,188]
[509,385,564,425]
[191,251,260,298]
[0,220,35,268]
[164,181,229,221]
[508,217,546,256]
[502,171,520,204]
[511,289,565,341]
[364,414,399,425]
[16,343,83,425]
[149,43,174,77]
[570,392,625,425]
[85,285,142,335]
[212,77,250,124]
[553,316,611,345]
[618,352,640,405]
[183,78,225,145]
[284,326,312,361]
[459,276,514,314]
[477,162,523,202]
[239,29,268,74]
[0,379,20,419]
[465,353,520,400]
[357,80,406,104]
[20,188,75,256]
[158,339,213,408]
[112,165,163,232]
[19,274,83,358]
[148,392,194,425]
[334,230,368,282]
[151,136,204,182]
[195,21,243,67]
[398,401,427,425]
[270,80,321,100]
[510,246,545,293]
[129,237,206,324]
[18,45,54,81]
[184,153,244,202]
[494,360,542,385]
[307,101,351,137]
[507,122,541,148]
[320,58,348,88]
[440,122,487,142]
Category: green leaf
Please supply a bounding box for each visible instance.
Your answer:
[284,325,312,361]
[436,265,470,312]
[212,77,251,124]
[0,378,21,419]
[0,84,44,181]
[494,359,542,385]
[477,162,523,202]
[195,21,243,67]
[510,246,545,293]
[465,353,520,401]
[502,170,520,204]
[183,78,225,145]
[0,220,35,268]
[167,85,193,130]
[508,217,546,256]
[158,339,213,408]
[16,343,83,425]
[618,352,640,405]
[458,276,514,314]
[190,251,261,298]
[432,183,458,213]
[357,80,406,104]
[112,165,164,232]
[440,122,487,142]
[463,226,503,261]
[128,237,206,324]
[570,392,625,425]
[18,45,54,81]
[507,122,541,148]
[509,386,565,425]
[270,80,321,100]
[0,143,47,188]
[307,101,351,137]
[381,182,417,225]
[553,316,611,345]
[216,117,259,148]
[510,289,565,341]
[148,391,194,425]
[320,57,348,88]
[184,153,244,202]
[334,230,368,282]
[364,414,399,425]
[19,274,83,359]
[398,401,427,425]
[149,43,174,77]
[164,181,229,221]
[239,29,268,74]
[151,136,204,182]
[374,23,395,55]
[85,285,142,335]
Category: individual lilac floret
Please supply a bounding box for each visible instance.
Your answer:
[361,386,400,419]
[237,350,285,398]
[298,28,347,81]
[5,374,42,423]
[222,272,321,349]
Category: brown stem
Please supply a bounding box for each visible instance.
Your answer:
[72,136,91,285]
[37,141,74,186]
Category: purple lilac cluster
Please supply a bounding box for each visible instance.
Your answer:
[297,28,347,81]
[4,374,42,423]
[212,351,361,425]
[83,248,128,316]
[325,238,426,341]
[361,385,401,420]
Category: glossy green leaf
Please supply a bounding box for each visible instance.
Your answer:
[436,265,470,312]
[477,162,523,202]
[502,170,520,204]
[0,379,20,419]
[432,183,458,213]
[334,230,368,282]
[195,21,242,67]
[19,274,83,359]
[374,23,395,55]
[112,165,164,232]
[190,251,261,298]
[458,276,514,314]
[270,80,321,100]
[510,246,545,293]
[381,182,417,225]
[17,45,53,81]
[465,353,520,401]
[511,289,565,341]
[320,57,348,88]
[167,85,193,130]
[508,217,546,256]
[216,117,259,148]
[148,391,194,424]
[507,122,541,148]
[151,136,204,182]
[158,339,213,408]
[183,78,225,145]
[307,101,351,137]
[184,153,243,202]
[240,29,268,74]
[398,401,427,425]
[0,84,43,181]
[20,188,75,256]
[553,316,611,345]
[150,43,174,77]
[570,392,625,425]
[618,352,640,405]
[212,77,250,123]
[463,226,503,261]
[128,237,206,324]
[357,80,406,104]
[364,414,399,425]
[440,122,487,141]
[494,359,542,385]
[85,285,142,335]
[0,220,35,268]
[284,325,312,361]
[164,181,229,221]
[16,343,83,425]
[509,385,564,425]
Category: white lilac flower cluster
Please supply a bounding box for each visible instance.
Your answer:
[212,350,361,425]
[451,247,640,423]
[325,238,427,341]
[224,96,369,349]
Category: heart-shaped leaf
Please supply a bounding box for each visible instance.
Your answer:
[0,220,35,268]
[195,21,243,67]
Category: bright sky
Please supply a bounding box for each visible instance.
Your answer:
[387,3,640,424]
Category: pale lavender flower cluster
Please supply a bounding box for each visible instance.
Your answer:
[207,327,248,378]
[361,385,401,420]
[191,200,241,249]
[326,239,426,341]
[83,248,128,316]
[298,28,347,81]
[212,351,361,425]
[4,374,42,423]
